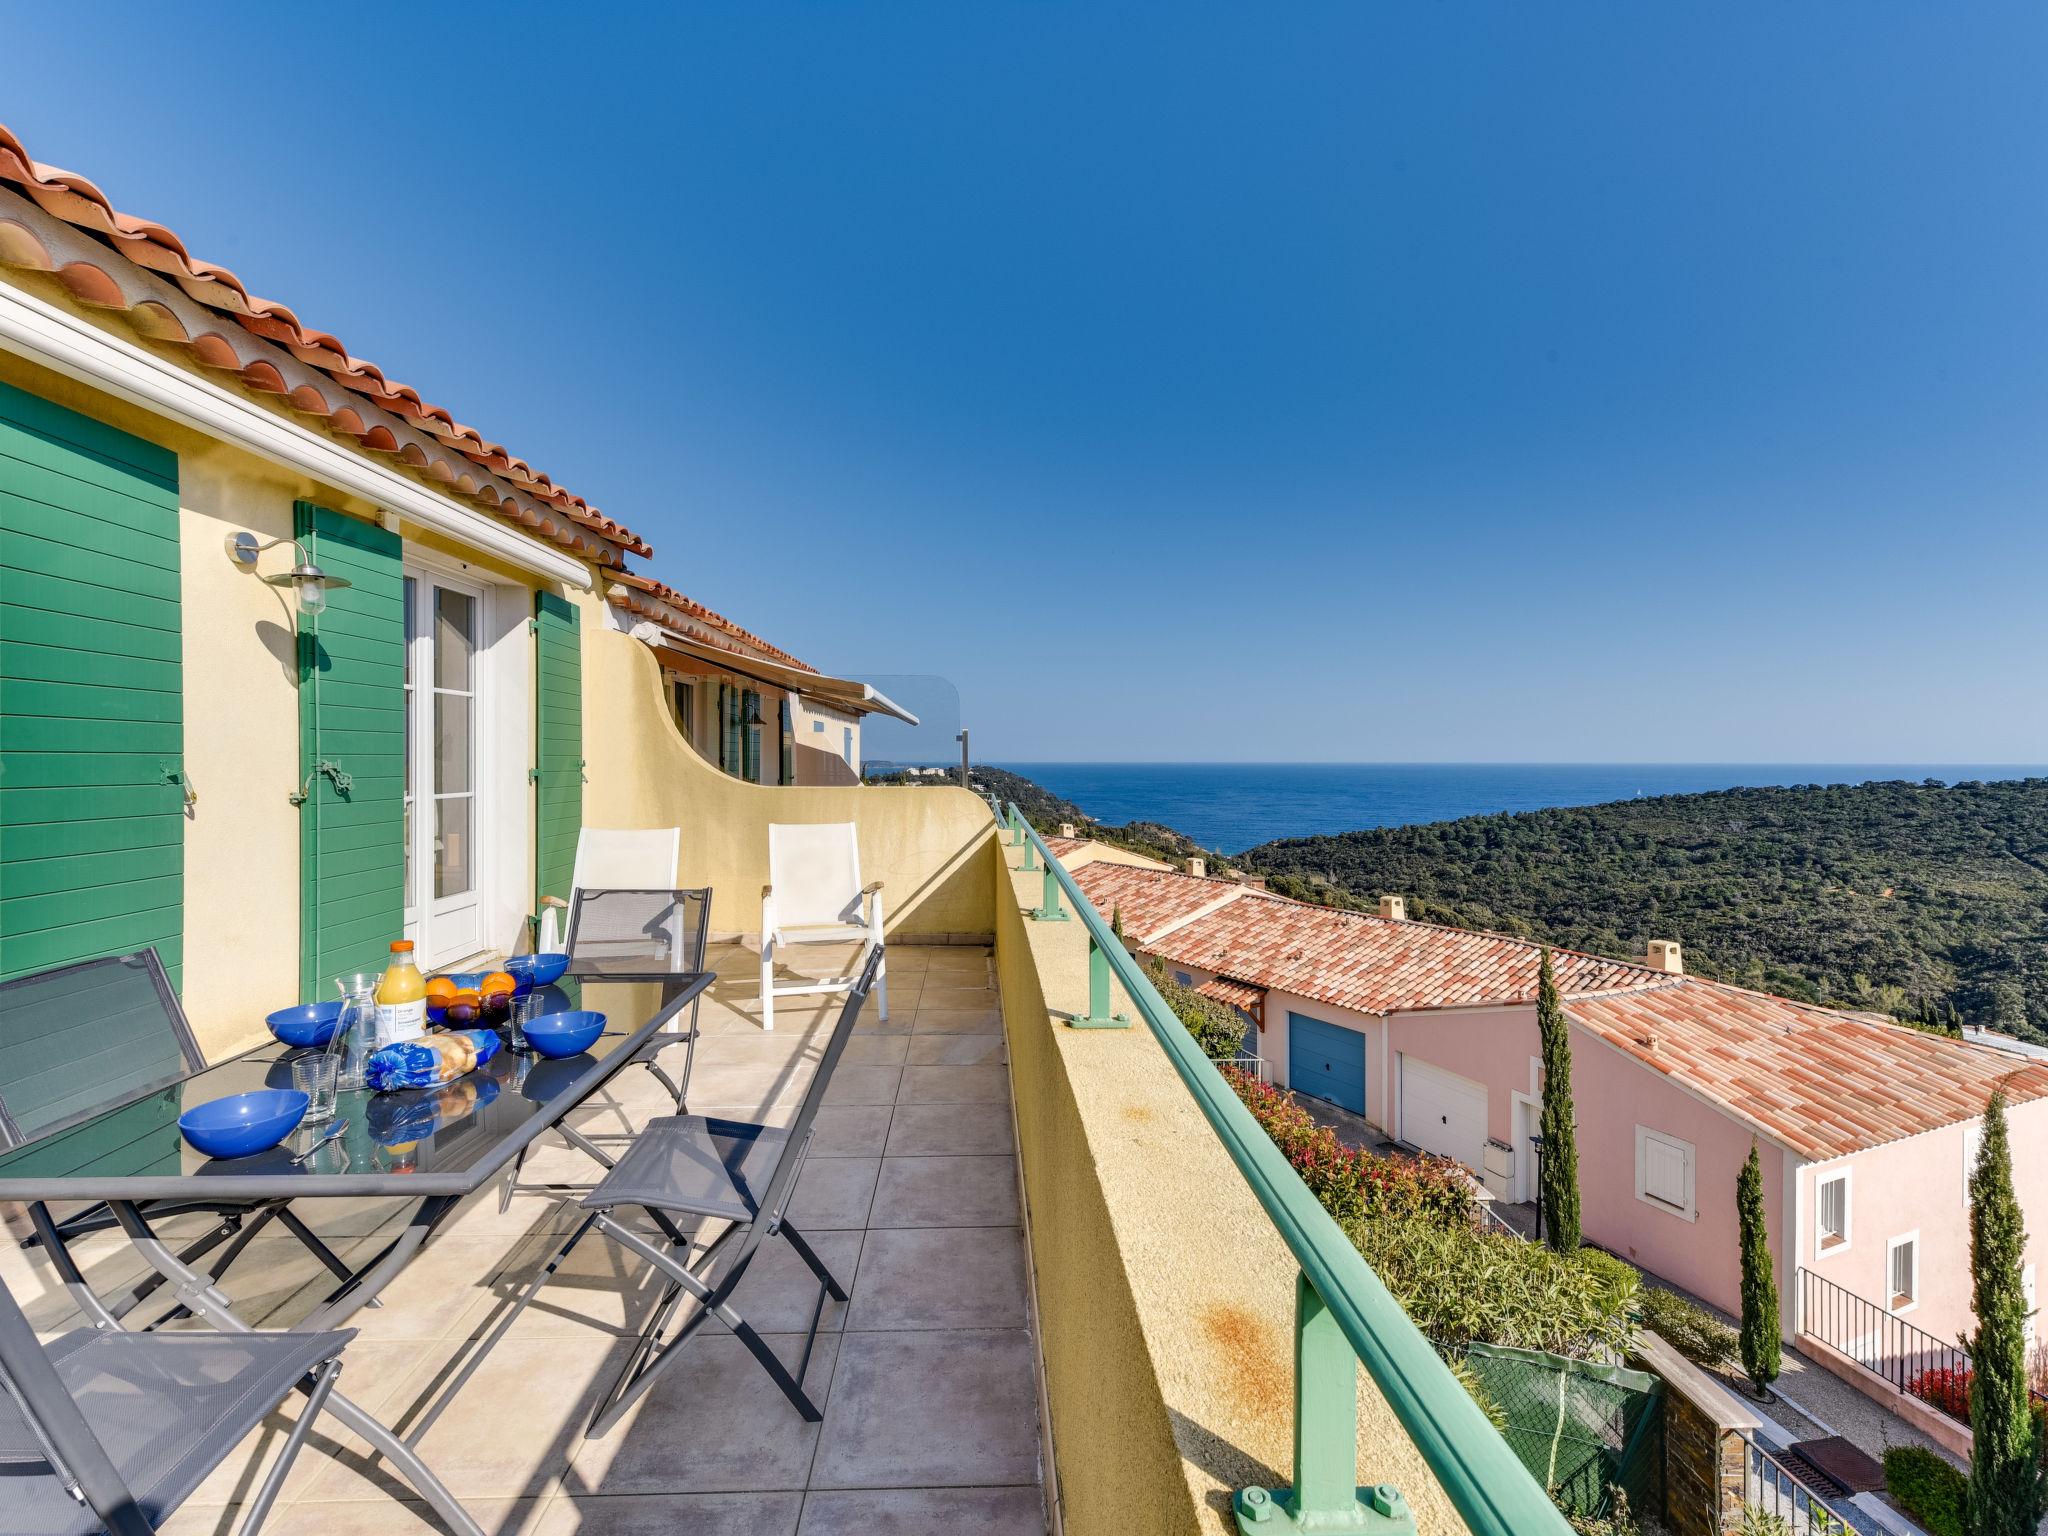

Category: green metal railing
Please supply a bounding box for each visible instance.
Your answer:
[999,803,1574,1536]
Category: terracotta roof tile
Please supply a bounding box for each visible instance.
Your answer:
[1197,976,1265,1011]
[1073,864,2046,1158]
[0,121,650,559]
[1566,982,2048,1161]
[606,570,813,672]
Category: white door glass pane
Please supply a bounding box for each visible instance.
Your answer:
[1891,1241,1915,1303]
[436,691,473,793]
[435,589,475,690]
[403,577,416,912]
[437,796,473,899]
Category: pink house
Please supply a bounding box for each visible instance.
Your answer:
[1073,861,2048,1409]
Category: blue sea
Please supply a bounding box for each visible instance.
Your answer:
[997,763,2048,855]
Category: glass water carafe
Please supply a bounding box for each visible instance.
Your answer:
[332,972,381,1091]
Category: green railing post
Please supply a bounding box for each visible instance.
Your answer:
[1018,835,1040,873]
[1031,861,1067,922]
[1067,933,1131,1028]
[1236,1273,1415,1536]
[1009,806,1026,847]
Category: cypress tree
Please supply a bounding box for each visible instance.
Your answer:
[1968,1089,2045,1535]
[1536,948,1581,1252]
[1738,1140,1780,1395]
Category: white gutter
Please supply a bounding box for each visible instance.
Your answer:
[0,280,592,589]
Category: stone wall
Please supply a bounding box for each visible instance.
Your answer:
[1631,1335,1756,1536]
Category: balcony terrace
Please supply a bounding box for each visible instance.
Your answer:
[0,625,1572,1536]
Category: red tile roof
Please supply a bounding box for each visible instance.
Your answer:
[606,570,814,672]
[1197,976,1266,1011]
[1075,863,2048,1157]
[1075,863,1650,1011]
[0,122,649,560]
[1566,981,2048,1162]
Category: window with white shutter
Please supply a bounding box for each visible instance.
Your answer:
[1634,1127,1697,1222]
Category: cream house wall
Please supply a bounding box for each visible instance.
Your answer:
[0,343,556,1061]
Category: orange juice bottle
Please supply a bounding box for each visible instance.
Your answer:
[376,939,429,1045]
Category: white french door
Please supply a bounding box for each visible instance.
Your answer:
[403,569,485,967]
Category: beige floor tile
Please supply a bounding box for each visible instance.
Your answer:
[905,1033,1005,1066]
[164,1497,542,1536]
[303,1331,630,1502]
[716,1226,862,1333]
[785,1158,880,1231]
[916,986,1000,1011]
[795,1487,1045,1535]
[847,1226,1027,1331]
[883,1103,1016,1158]
[805,1104,894,1157]
[896,1064,1010,1105]
[536,1491,803,1535]
[908,1007,1004,1034]
[565,1333,840,1495]
[839,1034,908,1066]
[870,1156,1020,1229]
[810,1330,1039,1489]
[818,1065,901,1106]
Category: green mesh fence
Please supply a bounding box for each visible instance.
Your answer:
[1449,1341,1664,1520]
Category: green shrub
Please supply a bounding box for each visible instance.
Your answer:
[1566,1488,1640,1535]
[1884,1444,1968,1536]
[1148,961,1251,1060]
[1348,1215,1638,1359]
[1640,1286,1738,1368]
[1738,1511,1792,1536]
[1221,1066,1475,1228]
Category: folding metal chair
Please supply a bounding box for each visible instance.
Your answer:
[0,951,359,1321]
[437,948,881,1440]
[497,888,712,1214]
[0,1272,353,1535]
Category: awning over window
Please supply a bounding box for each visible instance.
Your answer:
[636,626,919,725]
[1197,976,1265,1011]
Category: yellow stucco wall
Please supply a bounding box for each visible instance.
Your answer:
[996,843,1468,1536]
[0,347,556,1061]
[578,607,994,939]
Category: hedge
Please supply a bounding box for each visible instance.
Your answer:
[1883,1444,1967,1536]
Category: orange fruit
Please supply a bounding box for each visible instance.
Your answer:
[426,976,457,1001]
[480,970,516,1001]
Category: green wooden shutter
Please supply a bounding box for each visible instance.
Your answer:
[742,689,762,782]
[723,683,742,776]
[0,381,183,985]
[295,501,404,1000]
[779,698,795,785]
[533,590,582,917]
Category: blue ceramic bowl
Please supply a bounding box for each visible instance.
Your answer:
[441,971,488,991]
[506,953,570,991]
[524,1009,606,1059]
[179,1090,309,1159]
[265,1001,345,1049]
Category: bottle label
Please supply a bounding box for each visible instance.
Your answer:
[377,997,427,1044]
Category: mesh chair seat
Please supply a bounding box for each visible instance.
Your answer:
[0,1327,353,1536]
[581,1116,791,1222]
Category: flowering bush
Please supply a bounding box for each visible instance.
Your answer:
[1220,1064,1475,1228]
[1907,1363,1973,1420]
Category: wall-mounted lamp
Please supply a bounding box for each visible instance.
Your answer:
[224,531,352,616]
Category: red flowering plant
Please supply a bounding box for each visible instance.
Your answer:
[1220,1065,1475,1229]
[1905,1363,1973,1421]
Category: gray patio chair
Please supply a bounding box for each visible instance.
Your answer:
[430,947,880,1440]
[498,888,714,1214]
[563,886,713,1111]
[0,950,358,1319]
[0,1271,352,1535]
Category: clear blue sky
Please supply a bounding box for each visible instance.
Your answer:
[7,5,2047,761]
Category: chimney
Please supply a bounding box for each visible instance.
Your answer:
[1058,822,1076,839]
[1379,895,1406,921]
[1187,856,1207,879]
[1646,939,1684,975]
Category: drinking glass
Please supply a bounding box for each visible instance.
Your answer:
[293,1053,340,1125]
[509,993,540,1053]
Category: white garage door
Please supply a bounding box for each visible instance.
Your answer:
[1399,1057,1488,1172]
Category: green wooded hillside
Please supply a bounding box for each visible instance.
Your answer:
[1243,778,2048,1041]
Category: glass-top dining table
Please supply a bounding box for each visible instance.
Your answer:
[0,970,713,1536]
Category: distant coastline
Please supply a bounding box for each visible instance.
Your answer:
[995,762,2048,855]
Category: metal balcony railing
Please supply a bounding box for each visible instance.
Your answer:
[1798,1266,2048,1429]
[998,802,1573,1536]
[1743,1435,1867,1535]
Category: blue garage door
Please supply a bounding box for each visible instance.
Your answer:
[1288,1012,1366,1115]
